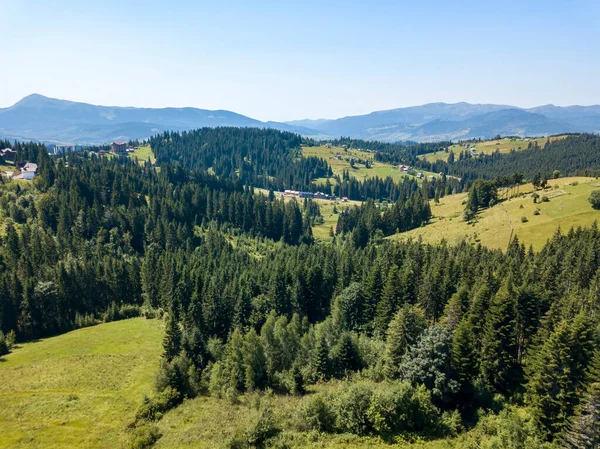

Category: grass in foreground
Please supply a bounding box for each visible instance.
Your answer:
[0,318,163,449]
[391,177,600,251]
[154,383,455,449]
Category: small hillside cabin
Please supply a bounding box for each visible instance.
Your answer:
[21,162,38,180]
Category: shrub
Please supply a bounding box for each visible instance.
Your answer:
[368,382,415,434]
[134,387,181,423]
[128,424,162,449]
[0,332,8,356]
[75,312,99,329]
[439,409,464,437]
[6,330,16,349]
[295,394,335,432]
[246,405,279,446]
[521,216,528,223]
[589,190,600,210]
[273,365,305,395]
[332,383,374,435]
[541,196,549,202]
[104,302,141,322]
[533,209,540,216]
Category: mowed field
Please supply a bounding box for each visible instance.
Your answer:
[303,145,439,185]
[128,145,156,164]
[419,135,568,163]
[0,318,163,449]
[391,177,600,251]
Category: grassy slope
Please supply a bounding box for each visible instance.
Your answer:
[391,177,600,251]
[419,135,567,163]
[303,145,439,185]
[155,383,454,449]
[0,318,163,449]
[128,145,156,165]
[0,318,453,449]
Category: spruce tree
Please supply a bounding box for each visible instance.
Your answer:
[330,332,362,377]
[311,334,330,381]
[480,284,520,394]
[451,317,478,403]
[527,317,594,437]
[382,305,427,380]
[163,311,182,362]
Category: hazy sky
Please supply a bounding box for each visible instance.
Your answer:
[1,0,599,121]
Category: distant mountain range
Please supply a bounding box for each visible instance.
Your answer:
[1,94,599,144]
[286,103,600,142]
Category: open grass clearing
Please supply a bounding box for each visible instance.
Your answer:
[0,318,163,449]
[391,177,600,251]
[419,135,568,163]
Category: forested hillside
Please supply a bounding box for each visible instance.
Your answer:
[410,134,600,184]
[149,127,331,191]
[2,129,600,449]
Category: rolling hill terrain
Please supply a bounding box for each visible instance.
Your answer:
[391,176,600,250]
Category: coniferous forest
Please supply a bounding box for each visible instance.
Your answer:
[1,127,600,448]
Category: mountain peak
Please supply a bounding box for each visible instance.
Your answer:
[12,93,58,108]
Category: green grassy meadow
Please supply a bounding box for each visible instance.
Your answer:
[128,145,156,165]
[0,318,163,449]
[391,176,600,250]
[419,135,567,163]
[303,145,439,184]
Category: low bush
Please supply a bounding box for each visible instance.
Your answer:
[295,394,335,432]
[128,424,162,449]
[295,381,443,438]
[0,332,8,356]
[246,405,279,447]
[103,302,142,322]
[521,216,528,223]
[74,312,99,329]
[134,386,181,423]
[589,190,600,210]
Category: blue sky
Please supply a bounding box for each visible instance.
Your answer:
[1,0,599,121]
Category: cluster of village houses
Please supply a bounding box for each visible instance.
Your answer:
[284,190,349,202]
[1,148,38,180]
[88,142,137,156]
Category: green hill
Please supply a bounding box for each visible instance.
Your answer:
[0,318,163,449]
[391,176,600,250]
[419,135,567,162]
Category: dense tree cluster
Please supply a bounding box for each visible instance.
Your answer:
[149,127,331,191]
[464,179,499,221]
[0,153,319,340]
[335,190,432,246]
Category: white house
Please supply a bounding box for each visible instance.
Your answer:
[21,162,38,180]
